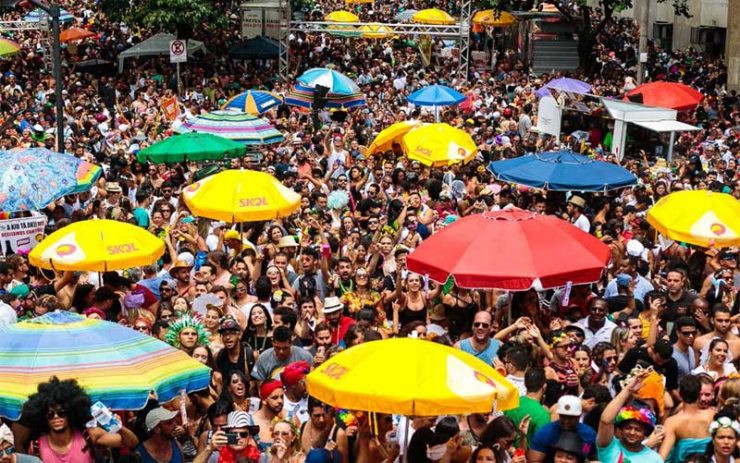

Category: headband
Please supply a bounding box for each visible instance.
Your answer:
[164,314,210,348]
[260,379,284,401]
[709,417,740,435]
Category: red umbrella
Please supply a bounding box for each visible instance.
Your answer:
[624,81,704,111]
[407,209,611,290]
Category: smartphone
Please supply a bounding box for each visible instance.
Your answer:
[225,433,239,445]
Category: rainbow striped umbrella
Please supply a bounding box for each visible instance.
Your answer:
[177,110,284,145]
[0,39,20,57]
[222,90,283,115]
[285,83,366,110]
[0,311,210,420]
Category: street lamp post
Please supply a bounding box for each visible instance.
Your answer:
[28,0,64,153]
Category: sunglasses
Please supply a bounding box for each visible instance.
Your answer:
[232,431,250,438]
[680,330,697,337]
[2,447,13,456]
[134,325,149,331]
[272,430,291,437]
[46,408,67,419]
[473,322,490,328]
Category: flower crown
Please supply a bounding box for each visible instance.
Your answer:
[164,314,210,348]
[549,331,569,348]
[615,405,656,430]
[709,416,740,435]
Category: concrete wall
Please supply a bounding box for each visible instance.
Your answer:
[727,0,739,91]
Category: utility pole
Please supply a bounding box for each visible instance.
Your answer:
[637,0,650,84]
[29,0,64,153]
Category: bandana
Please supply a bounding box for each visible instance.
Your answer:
[259,379,284,401]
[281,361,311,386]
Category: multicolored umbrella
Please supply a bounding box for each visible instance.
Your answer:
[0,148,101,212]
[24,7,75,22]
[29,220,165,271]
[297,68,361,96]
[137,132,247,164]
[285,83,366,110]
[183,169,301,222]
[413,8,455,24]
[177,110,284,145]
[59,27,96,43]
[307,338,518,415]
[624,81,704,111]
[0,39,20,57]
[487,150,637,191]
[647,190,740,248]
[0,311,210,420]
[222,90,283,115]
[407,209,611,290]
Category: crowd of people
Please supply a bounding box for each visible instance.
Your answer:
[0,0,738,461]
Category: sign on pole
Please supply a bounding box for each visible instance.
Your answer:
[169,39,187,63]
[0,216,47,255]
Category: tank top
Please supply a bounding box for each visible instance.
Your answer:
[135,440,183,463]
[459,338,500,366]
[38,431,94,463]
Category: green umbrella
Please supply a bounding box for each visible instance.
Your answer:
[137,132,247,164]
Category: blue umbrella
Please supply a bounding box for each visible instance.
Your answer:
[544,78,591,95]
[297,68,360,96]
[285,83,366,110]
[407,84,465,107]
[24,8,75,22]
[394,9,418,21]
[487,150,638,192]
[222,90,283,114]
[0,148,102,212]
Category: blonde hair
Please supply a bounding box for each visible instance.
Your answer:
[719,378,740,407]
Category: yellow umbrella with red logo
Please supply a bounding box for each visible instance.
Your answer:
[402,123,477,167]
[182,169,301,222]
[29,220,164,271]
[306,337,518,415]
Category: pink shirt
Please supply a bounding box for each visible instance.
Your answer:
[38,431,95,463]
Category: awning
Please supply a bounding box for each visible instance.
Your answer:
[118,33,206,72]
[602,98,677,122]
[631,120,701,132]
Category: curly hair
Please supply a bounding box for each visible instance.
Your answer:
[22,377,92,437]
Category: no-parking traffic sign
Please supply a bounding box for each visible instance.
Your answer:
[169,39,187,63]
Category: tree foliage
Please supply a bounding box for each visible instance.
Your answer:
[100,0,227,39]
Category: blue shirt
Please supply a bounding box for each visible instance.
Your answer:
[597,437,662,463]
[459,338,500,366]
[604,275,654,302]
[530,421,597,457]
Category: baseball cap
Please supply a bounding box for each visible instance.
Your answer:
[218,315,240,333]
[145,407,178,431]
[224,230,241,241]
[616,273,633,288]
[556,395,582,417]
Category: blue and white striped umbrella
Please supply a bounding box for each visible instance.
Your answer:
[24,8,75,23]
[222,90,283,115]
[297,68,361,96]
[285,83,366,110]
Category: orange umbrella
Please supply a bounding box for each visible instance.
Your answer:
[60,27,95,43]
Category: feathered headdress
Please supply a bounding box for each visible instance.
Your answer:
[164,314,210,348]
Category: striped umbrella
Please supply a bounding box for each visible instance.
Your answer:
[24,7,75,22]
[0,311,210,420]
[285,83,366,110]
[297,68,361,95]
[0,39,20,57]
[222,90,283,115]
[177,110,284,145]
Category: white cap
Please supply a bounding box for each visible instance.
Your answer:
[556,395,582,417]
[145,407,178,431]
[626,239,645,257]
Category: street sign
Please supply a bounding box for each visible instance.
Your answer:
[169,39,187,63]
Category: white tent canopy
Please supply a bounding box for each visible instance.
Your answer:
[601,98,699,161]
[118,33,206,72]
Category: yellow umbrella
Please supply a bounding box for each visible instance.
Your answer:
[183,169,301,222]
[473,10,516,26]
[29,220,165,272]
[359,23,393,39]
[646,190,740,248]
[367,121,421,155]
[413,8,455,25]
[344,0,372,4]
[402,123,477,167]
[306,338,518,415]
[325,10,359,22]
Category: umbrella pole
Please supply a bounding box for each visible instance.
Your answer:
[667,131,676,163]
[402,416,410,463]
